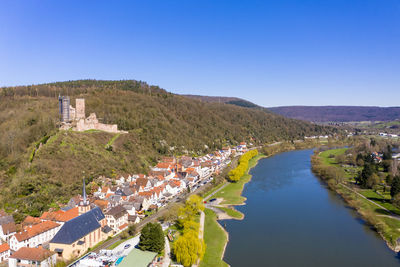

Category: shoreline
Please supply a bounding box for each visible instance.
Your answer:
[201,141,349,266]
[312,150,400,253]
[207,153,267,266]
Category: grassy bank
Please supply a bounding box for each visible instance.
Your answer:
[217,206,243,219]
[213,153,266,205]
[201,153,265,266]
[200,209,229,267]
[314,148,400,250]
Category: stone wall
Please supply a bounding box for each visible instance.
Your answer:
[75,113,120,133]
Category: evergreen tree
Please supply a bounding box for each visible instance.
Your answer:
[390,176,400,198]
[139,222,165,253]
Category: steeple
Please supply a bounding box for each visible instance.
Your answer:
[82,178,87,205]
[79,178,90,215]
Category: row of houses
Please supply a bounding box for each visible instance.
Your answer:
[0,142,248,264]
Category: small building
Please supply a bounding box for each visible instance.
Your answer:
[105,205,128,233]
[0,243,10,262]
[8,247,56,267]
[0,213,16,243]
[9,221,61,251]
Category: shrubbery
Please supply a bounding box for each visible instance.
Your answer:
[228,149,258,182]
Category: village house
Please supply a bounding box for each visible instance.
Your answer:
[9,221,61,251]
[0,243,10,263]
[105,205,128,233]
[8,247,56,267]
[0,215,16,243]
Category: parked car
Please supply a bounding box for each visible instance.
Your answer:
[209,198,217,202]
[124,244,131,249]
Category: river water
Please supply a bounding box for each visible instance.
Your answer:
[222,149,400,266]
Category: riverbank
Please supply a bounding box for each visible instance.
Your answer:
[312,148,400,252]
[200,139,351,266]
[201,153,265,267]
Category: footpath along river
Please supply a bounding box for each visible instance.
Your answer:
[222,149,400,266]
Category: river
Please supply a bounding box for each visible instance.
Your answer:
[222,149,400,266]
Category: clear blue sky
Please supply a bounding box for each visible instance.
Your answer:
[1,0,399,107]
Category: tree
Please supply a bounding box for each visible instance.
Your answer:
[390,176,400,199]
[139,222,165,253]
[366,173,380,190]
[356,163,375,188]
[178,195,204,225]
[173,230,205,267]
[128,224,136,236]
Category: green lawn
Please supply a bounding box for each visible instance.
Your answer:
[203,181,227,199]
[359,190,400,216]
[200,209,228,267]
[320,148,347,166]
[213,154,265,205]
[217,206,243,219]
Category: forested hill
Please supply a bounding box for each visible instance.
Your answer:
[183,95,400,122]
[269,106,400,122]
[0,80,336,219]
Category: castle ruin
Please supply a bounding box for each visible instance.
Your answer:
[59,96,126,134]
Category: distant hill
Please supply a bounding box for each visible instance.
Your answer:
[0,80,335,219]
[269,106,400,122]
[182,95,259,108]
[183,95,400,123]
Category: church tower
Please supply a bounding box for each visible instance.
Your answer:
[78,178,91,215]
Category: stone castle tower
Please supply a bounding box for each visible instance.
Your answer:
[75,98,86,120]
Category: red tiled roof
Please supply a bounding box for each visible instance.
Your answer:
[162,157,175,163]
[23,216,42,227]
[101,186,109,193]
[40,207,79,222]
[118,223,128,230]
[15,221,60,242]
[136,178,149,187]
[10,247,55,261]
[156,162,171,169]
[0,243,10,253]
[94,200,109,211]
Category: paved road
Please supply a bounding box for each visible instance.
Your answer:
[111,234,141,256]
[204,182,229,201]
[93,195,186,253]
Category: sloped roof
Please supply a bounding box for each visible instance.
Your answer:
[136,178,149,187]
[105,205,126,219]
[14,221,60,242]
[10,247,55,261]
[40,207,79,222]
[1,221,16,234]
[50,207,104,245]
[0,243,10,253]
